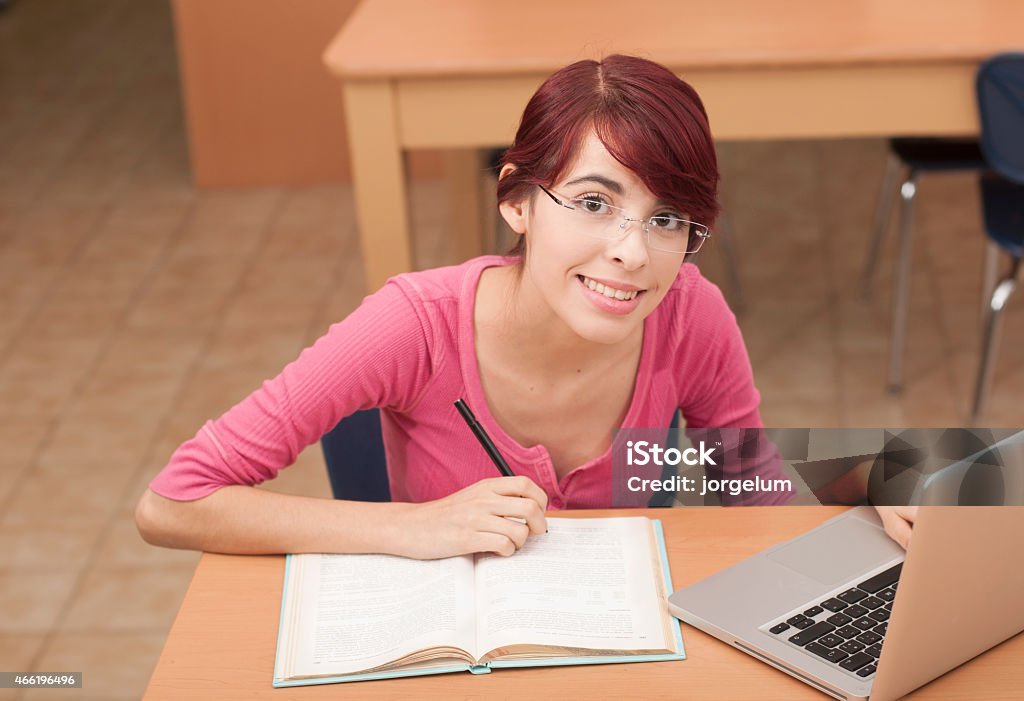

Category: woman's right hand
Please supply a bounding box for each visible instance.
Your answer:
[392,476,549,560]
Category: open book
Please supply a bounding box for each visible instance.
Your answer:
[273,516,683,686]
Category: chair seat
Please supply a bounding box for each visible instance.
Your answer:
[980,173,1024,258]
[891,138,986,171]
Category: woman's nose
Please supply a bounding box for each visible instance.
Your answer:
[607,218,650,268]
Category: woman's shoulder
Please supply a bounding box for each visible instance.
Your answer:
[386,255,516,305]
[370,255,517,349]
[657,262,734,321]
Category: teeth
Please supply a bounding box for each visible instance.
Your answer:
[581,276,639,301]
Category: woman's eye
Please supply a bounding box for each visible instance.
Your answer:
[576,197,609,214]
[651,214,687,231]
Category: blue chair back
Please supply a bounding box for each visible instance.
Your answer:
[977,53,1024,184]
[321,409,391,502]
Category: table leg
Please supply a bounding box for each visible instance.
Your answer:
[443,149,489,263]
[341,80,412,292]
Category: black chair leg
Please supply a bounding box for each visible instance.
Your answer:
[887,172,919,393]
[971,256,1021,425]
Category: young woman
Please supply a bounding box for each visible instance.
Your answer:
[136,55,915,558]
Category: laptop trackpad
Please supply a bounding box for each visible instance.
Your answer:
[766,515,900,586]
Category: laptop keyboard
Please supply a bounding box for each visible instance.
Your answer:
[763,562,903,679]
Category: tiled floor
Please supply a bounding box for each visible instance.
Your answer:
[1,1,1022,700]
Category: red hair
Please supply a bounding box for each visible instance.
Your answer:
[498,55,719,251]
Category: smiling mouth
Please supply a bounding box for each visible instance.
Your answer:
[577,275,644,301]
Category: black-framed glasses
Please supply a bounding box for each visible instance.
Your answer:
[537,184,711,254]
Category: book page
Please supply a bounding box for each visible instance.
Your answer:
[473,517,672,657]
[277,552,477,679]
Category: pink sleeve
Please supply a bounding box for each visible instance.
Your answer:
[677,278,793,505]
[149,282,434,501]
[679,282,763,429]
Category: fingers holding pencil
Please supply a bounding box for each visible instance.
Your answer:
[378,399,547,559]
[395,478,548,559]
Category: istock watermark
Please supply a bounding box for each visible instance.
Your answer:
[611,427,1024,508]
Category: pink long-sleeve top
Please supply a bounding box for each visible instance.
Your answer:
[150,255,767,509]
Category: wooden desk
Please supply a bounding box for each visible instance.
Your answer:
[323,0,1024,291]
[144,507,1023,699]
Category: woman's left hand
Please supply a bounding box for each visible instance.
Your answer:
[874,505,919,550]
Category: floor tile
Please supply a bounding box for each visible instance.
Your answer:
[20,632,164,701]
[59,566,196,633]
[0,634,47,701]
[32,416,152,477]
[0,521,106,572]
[0,421,51,507]
[1,465,136,527]
[0,571,79,633]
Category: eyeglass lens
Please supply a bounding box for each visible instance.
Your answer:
[574,201,705,253]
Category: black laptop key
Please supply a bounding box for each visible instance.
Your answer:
[869,609,890,622]
[770,623,790,634]
[836,625,861,639]
[787,615,815,629]
[819,633,843,648]
[883,601,892,611]
[856,631,882,645]
[858,563,903,594]
[873,622,888,636]
[861,596,885,610]
[789,621,837,646]
[820,598,848,612]
[824,648,849,663]
[807,642,849,663]
[857,663,877,677]
[839,652,874,672]
[803,605,824,617]
[839,640,865,654]
[852,617,876,631]
[804,642,832,659]
[844,604,869,618]
[866,643,883,658]
[827,613,852,626]
[877,588,896,602]
[837,588,868,604]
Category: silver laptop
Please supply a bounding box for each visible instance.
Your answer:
[668,469,1024,699]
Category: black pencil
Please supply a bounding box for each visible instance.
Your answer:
[453,398,515,477]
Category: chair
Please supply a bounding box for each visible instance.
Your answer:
[321,409,391,501]
[971,53,1024,424]
[862,137,986,391]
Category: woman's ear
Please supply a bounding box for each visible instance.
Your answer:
[497,164,528,235]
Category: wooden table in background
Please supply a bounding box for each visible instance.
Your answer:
[143,507,1024,699]
[322,0,1023,292]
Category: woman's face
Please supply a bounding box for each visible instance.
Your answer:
[503,130,690,346]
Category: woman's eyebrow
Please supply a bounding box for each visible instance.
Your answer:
[562,175,677,209]
[563,174,623,194]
